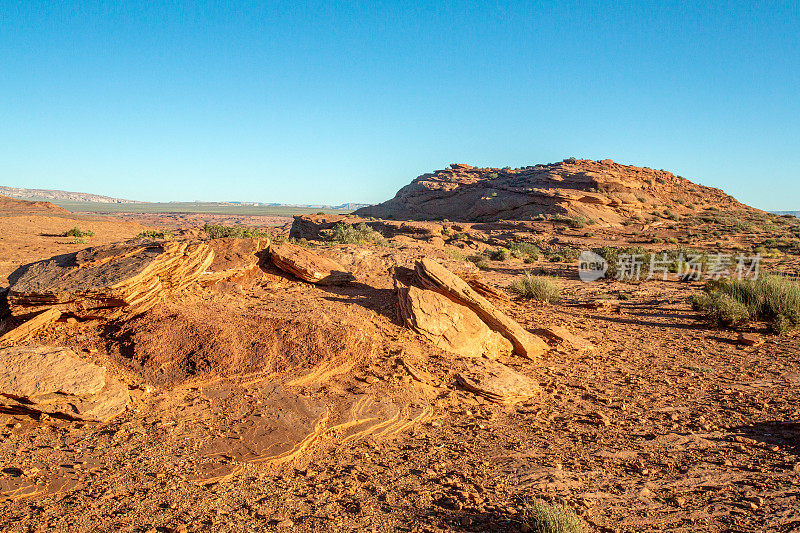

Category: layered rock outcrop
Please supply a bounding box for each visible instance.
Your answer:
[6,240,215,319]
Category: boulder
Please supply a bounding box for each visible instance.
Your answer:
[0,346,130,422]
[396,279,512,359]
[414,259,549,358]
[6,240,214,319]
[455,357,540,404]
[269,242,355,285]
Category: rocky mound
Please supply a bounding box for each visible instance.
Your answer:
[0,194,70,216]
[356,159,753,224]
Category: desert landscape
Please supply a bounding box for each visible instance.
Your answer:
[1,159,799,532]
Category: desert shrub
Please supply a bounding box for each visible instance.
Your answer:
[520,501,584,533]
[695,276,800,334]
[203,224,270,239]
[510,273,561,303]
[136,230,174,240]
[466,254,490,270]
[451,232,470,241]
[549,247,580,263]
[551,214,593,228]
[441,228,451,236]
[508,241,540,261]
[328,222,385,245]
[489,247,512,261]
[63,227,94,238]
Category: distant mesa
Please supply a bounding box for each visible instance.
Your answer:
[0,186,136,204]
[356,158,756,225]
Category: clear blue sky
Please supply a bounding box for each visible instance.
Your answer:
[1,1,798,209]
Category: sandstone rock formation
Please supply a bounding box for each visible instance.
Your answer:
[0,346,130,421]
[269,242,355,285]
[355,159,752,224]
[414,259,549,358]
[396,280,512,359]
[6,240,214,319]
[455,357,540,404]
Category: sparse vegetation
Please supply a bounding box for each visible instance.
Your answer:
[519,500,584,533]
[63,227,94,238]
[510,273,561,303]
[328,222,385,245]
[203,224,270,239]
[693,275,800,334]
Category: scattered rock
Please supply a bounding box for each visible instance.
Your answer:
[538,325,595,351]
[737,332,764,347]
[269,242,355,285]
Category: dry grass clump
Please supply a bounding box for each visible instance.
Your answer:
[693,275,800,334]
[520,501,584,533]
[510,273,561,303]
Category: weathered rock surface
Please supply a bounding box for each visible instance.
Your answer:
[6,240,214,318]
[197,237,270,285]
[355,159,753,225]
[455,357,540,404]
[414,258,549,358]
[0,346,130,421]
[396,279,512,359]
[269,242,355,285]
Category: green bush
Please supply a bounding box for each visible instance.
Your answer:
[328,222,385,245]
[510,273,561,303]
[63,227,94,238]
[694,275,800,334]
[203,224,270,239]
[520,501,584,533]
[136,230,174,240]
